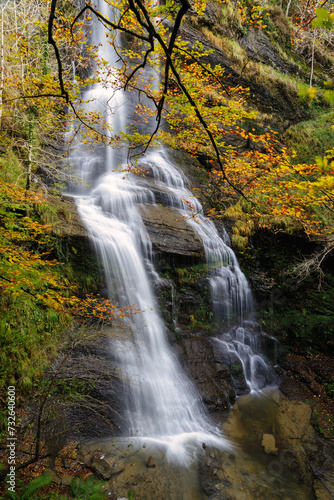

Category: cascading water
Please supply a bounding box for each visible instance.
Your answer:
[69,0,229,463]
[68,0,274,462]
[135,149,276,393]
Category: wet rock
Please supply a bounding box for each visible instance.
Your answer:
[182,337,235,411]
[228,352,249,395]
[91,452,125,479]
[146,456,156,468]
[261,434,278,456]
[239,28,294,74]
[274,394,334,497]
[139,204,204,259]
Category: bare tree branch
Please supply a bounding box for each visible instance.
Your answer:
[48,0,69,102]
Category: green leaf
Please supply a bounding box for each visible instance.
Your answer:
[312,7,329,27]
[316,7,329,21]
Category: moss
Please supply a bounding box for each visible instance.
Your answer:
[248,229,334,356]
[154,257,214,331]
[283,110,334,164]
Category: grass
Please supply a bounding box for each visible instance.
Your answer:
[283,110,334,164]
[199,25,317,111]
[200,28,248,68]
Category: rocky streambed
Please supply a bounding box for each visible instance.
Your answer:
[67,388,333,500]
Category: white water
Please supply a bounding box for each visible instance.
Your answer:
[69,0,273,461]
[77,184,227,459]
[136,150,275,392]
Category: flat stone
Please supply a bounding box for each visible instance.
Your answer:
[215,483,224,490]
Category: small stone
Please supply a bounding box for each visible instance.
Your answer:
[217,469,225,481]
[210,452,215,458]
[240,486,244,490]
[62,474,75,487]
[202,443,207,449]
[207,460,212,467]
[215,483,224,491]
[261,434,278,456]
[91,453,125,479]
[146,455,156,468]
[213,468,218,475]
[44,468,61,485]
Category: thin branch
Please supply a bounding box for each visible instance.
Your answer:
[0,274,37,298]
[71,3,150,43]
[124,45,155,90]
[4,93,67,103]
[48,0,69,102]
[175,45,230,96]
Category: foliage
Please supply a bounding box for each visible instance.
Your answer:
[0,162,132,392]
[236,0,270,29]
[2,0,333,252]
[70,475,107,499]
[2,472,107,499]
[0,174,71,390]
[4,473,53,499]
[283,111,334,164]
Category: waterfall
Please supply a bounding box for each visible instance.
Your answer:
[68,0,274,461]
[136,150,275,393]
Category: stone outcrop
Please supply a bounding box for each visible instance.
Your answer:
[77,438,203,500]
[239,28,295,75]
[199,390,334,499]
[182,336,235,412]
[261,433,278,455]
[47,194,88,238]
[139,204,204,260]
[180,21,309,128]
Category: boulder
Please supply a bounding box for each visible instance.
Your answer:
[90,452,125,479]
[61,474,75,487]
[139,204,204,259]
[44,468,61,485]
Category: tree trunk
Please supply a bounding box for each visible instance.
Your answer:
[310,29,316,89]
[286,0,293,17]
[0,1,12,129]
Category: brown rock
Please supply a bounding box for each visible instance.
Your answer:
[261,434,278,456]
[61,474,75,487]
[146,455,156,468]
[139,205,204,258]
[44,468,61,485]
[91,452,125,479]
